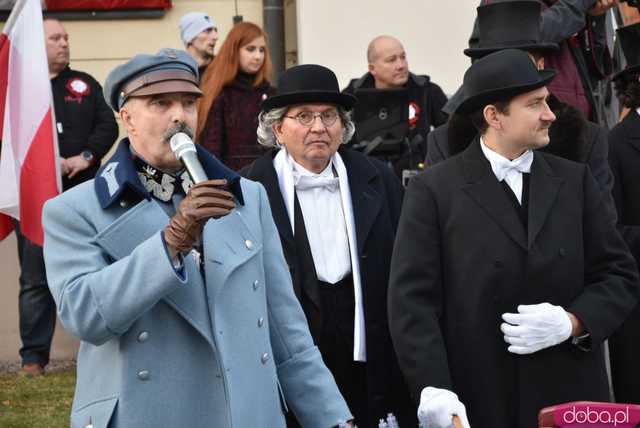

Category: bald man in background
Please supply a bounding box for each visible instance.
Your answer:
[344,35,448,178]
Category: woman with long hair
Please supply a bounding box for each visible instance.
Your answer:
[197,22,274,170]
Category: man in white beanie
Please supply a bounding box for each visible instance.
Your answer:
[179,11,218,75]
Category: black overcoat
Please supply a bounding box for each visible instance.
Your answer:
[242,147,414,426]
[390,138,639,428]
[608,109,640,404]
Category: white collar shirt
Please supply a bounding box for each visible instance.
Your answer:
[480,137,534,204]
[292,158,352,284]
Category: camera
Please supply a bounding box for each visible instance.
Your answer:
[621,0,640,9]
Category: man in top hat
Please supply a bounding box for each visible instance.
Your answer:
[608,22,640,405]
[242,64,415,427]
[469,0,618,127]
[389,49,639,428]
[179,12,218,75]
[425,1,614,217]
[41,49,352,427]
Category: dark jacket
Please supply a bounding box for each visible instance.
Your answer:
[425,96,615,213]
[344,72,448,168]
[390,138,639,427]
[607,108,640,404]
[241,147,415,427]
[200,73,275,171]
[51,66,118,190]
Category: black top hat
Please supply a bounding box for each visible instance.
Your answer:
[456,49,556,114]
[261,64,356,112]
[613,23,640,81]
[464,1,559,59]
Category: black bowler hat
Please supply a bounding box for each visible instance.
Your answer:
[261,64,356,112]
[456,49,556,114]
[464,1,559,59]
[613,23,640,81]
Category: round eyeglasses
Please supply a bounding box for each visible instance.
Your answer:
[283,110,339,127]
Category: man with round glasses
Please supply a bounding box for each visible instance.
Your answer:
[242,64,415,427]
[284,110,340,127]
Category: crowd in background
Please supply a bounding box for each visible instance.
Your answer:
[9,1,640,427]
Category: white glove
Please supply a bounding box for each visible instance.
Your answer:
[501,302,572,355]
[418,386,471,428]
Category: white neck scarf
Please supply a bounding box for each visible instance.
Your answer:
[273,148,367,361]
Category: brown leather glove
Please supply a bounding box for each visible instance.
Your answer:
[164,179,236,253]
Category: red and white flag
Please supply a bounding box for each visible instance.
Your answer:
[0,0,61,246]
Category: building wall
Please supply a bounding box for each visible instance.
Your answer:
[296,0,478,95]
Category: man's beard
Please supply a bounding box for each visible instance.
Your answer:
[163,122,195,143]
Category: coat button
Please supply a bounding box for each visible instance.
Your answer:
[137,370,150,381]
[559,248,566,257]
[119,200,128,208]
[137,331,149,343]
[494,260,503,268]
[258,317,264,327]
[245,239,254,250]
[261,353,269,364]
[253,280,260,290]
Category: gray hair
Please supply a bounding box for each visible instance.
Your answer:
[256,106,356,148]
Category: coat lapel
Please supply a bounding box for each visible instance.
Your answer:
[244,153,294,248]
[94,199,214,348]
[527,153,564,248]
[461,139,528,251]
[341,148,382,255]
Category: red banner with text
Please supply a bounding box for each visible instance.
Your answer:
[44,0,171,10]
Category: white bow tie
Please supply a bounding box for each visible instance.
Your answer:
[493,151,534,182]
[294,174,339,192]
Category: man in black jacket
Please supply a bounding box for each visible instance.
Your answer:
[469,0,617,127]
[608,22,640,404]
[426,1,614,216]
[344,35,448,178]
[390,49,639,428]
[243,64,414,427]
[16,18,117,376]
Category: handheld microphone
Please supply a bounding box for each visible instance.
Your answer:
[169,132,208,184]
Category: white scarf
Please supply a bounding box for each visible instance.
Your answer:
[273,148,366,362]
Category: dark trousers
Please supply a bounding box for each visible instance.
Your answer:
[15,224,56,366]
[285,275,368,427]
[318,276,368,426]
[610,303,640,404]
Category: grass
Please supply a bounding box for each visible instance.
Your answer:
[0,368,75,428]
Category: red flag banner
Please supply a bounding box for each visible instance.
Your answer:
[0,0,60,246]
[44,0,172,10]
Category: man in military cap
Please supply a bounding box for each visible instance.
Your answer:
[42,48,353,428]
[390,49,639,428]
